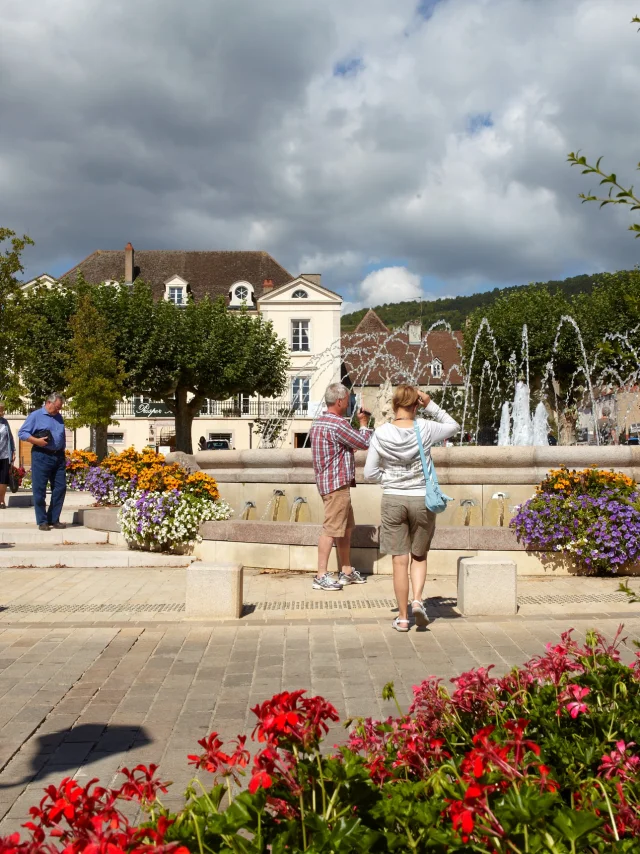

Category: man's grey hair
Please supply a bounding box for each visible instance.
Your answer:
[601,405,611,417]
[46,393,65,404]
[324,383,349,406]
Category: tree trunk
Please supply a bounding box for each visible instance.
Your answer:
[94,424,108,461]
[169,387,205,454]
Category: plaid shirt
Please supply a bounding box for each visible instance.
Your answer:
[310,413,372,495]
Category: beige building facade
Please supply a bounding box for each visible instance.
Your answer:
[12,246,343,458]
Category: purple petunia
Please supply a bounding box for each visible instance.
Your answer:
[511,486,640,576]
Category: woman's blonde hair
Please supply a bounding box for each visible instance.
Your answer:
[392,384,420,413]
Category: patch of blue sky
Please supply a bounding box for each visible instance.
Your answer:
[416,0,446,21]
[333,56,364,78]
[467,112,493,134]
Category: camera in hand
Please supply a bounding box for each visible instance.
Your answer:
[32,428,53,445]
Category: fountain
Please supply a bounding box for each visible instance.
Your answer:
[532,402,550,446]
[497,382,548,447]
[289,497,310,523]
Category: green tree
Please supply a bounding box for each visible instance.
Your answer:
[64,293,128,461]
[0,228,34,408]
[463,285,582,438]
[17,283,78,403]
[120,283,289,453]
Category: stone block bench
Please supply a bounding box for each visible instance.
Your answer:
[186,563,244,618]
[457,557,517,616]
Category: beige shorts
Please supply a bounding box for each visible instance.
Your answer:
[321,486,355,538]
[380,494,436,557]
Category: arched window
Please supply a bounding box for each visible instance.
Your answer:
[292,289,308,299]
[229,281,254,307]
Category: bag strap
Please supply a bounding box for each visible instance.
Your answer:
[414,421,442,487]
[414,421,431,485]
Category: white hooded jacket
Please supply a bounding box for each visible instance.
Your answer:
[363,401,460,495]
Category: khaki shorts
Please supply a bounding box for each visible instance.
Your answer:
[380,494,436,557]
[321,486,355,538]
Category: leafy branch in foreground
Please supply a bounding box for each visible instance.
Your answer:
[568,152,640,237]
[567,16,640,237]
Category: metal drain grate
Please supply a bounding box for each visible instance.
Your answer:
[518,592,629,605]
[0,603,185,613]
[251,598,443,611]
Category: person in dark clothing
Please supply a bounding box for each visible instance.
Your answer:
[18,393,67,531]
[0,402,16,509]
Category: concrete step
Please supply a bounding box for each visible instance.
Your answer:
[0,508,87,525]
[0,525,109,545]
[0,544,195,568]
[6,491,93,508]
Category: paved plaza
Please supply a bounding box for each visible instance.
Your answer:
[1,566,640,836]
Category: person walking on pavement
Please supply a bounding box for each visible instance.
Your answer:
[364,386,459,631]
[0,402,16,510]
[309,382,372,591]
[18,393,67,531]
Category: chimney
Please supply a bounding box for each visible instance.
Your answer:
[262,278,274,292]
[408,322,421,345]
[302,274,321,287]
[124,242,134,284]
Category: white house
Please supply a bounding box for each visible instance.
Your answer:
[11,244,342,458]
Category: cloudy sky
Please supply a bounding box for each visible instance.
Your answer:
[2,0,640,312]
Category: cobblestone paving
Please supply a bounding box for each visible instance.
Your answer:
[1,567,640,835]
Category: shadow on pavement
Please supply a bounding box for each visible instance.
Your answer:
[0,724,153,789]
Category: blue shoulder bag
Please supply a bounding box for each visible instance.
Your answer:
[414,422,452,514]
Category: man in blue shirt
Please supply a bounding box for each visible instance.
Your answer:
[18,393,67,531]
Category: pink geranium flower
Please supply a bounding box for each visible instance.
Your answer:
[599,740,640,781]
[561,684,590,718]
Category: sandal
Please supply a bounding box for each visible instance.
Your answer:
[411,600,429,627]
[392,616,410,632]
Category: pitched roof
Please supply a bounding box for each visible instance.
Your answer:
[341,327,464,386]
[354,309,389,334]
[59,250,293,302]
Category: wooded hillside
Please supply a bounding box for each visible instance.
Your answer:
[340,271,616,332]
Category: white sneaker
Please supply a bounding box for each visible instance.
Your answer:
[338,568,367,585]
[312,573,343,591]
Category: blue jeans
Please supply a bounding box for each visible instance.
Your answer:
[31,450,66,525]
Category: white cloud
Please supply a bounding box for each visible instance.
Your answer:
[2,0,640,300]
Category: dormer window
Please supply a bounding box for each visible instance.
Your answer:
[164,275,189,306]
[168,286,185,305]
[292,289,308,299]
[229,280,255,308]
[431,359,443,379]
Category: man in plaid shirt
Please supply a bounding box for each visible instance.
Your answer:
[309,382,372,591]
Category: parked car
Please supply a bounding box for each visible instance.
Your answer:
[206,439,231,450]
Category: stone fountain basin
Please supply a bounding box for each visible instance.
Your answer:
[79,446,640,577]
[195,445,640,528]
[79,509,639,578]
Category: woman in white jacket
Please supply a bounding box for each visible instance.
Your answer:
[364,385,459,632]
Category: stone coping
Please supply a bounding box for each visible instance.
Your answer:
[199,520,528,551]
[77,507,121,532]
[196,446,640,484]
[81,507,530,551]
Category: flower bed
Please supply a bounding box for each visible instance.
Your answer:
[511,466,640,575]
[3,626,640,852]
[66,447,232,552]
[119,490,232,553]
[65,449,98,490]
